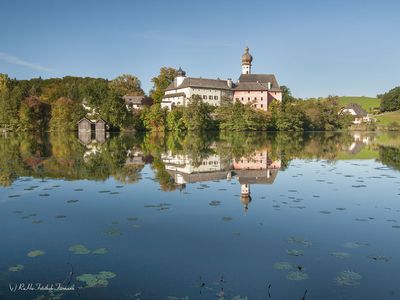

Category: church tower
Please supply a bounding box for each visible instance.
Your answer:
[241,47,253,74]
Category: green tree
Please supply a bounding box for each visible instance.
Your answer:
[109,74,144,96]
[281,85,296,106]
[182,95,214,131]
[140,104,167,131]
[150,67,178,104]
[18,96,51,131]
[100,91,131,130]
[379,86,400,112]
[50,97,85,131]
[166,107,186,131]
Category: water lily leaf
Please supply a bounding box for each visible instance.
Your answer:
[69,244,91,254]
[8,264,24,272]
[27,250,45,257]
[286,271,308,281]
[335,271,362,286]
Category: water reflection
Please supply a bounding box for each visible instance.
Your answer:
[0,131,399,189]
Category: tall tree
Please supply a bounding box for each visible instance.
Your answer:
[379,86,400,112]
[182,95,214,131]
[50,97,85,131]
[109,74,144,96]
[150,67,178,104]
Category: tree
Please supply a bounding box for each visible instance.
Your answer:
[50,97,85,131]
[109,74,144,96]
[281,85,296,106]
[182,95,214,131]
[150,67,178,104]
[379,86,400,112]
[100,91,131,130]
[140,104,167,131]
[166,107,186,131]
[18,96,51,131]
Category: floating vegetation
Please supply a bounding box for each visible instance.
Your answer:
[335,271,362,286]
[74,188,83,191]
[8,264,24,272]
[336,207,346,211]
[286,271,309,281]
[355,218,368,222]
[110,192,119,195]
[286,249,304,256]
[319,210,332,214]
[111,221,119,225]
[209,200,221,206]
[66,199,79,204]
[127,217,139,221]
[222,216,233,222]
[368,255,391,262]
[132,224,141,229]
[93,248,108,255]
[8,194,21,198]
[392,225,400,229]
[167,296,190,300]
[76,271,116,288]
[331,252,352,259]
[13,210,23,214]
[273,261,294,270]
[286,236,312,247]
[98,190,110,193]
[27,250,45,258]
[115,185,124,188]
[144,203,171,210]
[39,194,50,197]
[104,228,122,236]
[232,296,248,300]
[55,215,66,219]
[69,244,91,254]
[32,220,42,224]
[232,232,241,236]
[343,242,369,249]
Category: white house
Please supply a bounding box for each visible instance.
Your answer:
[342,103,371,124]
[161,68,233,110]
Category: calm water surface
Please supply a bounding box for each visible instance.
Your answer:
[0,131,399,300]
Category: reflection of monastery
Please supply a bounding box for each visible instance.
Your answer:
[162,149,281,212]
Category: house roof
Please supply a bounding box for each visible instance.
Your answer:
[163,92,186,99]
[236,74,281,92]
[344,103,368,117]
[165,77,231,91]
[123,95,153,106]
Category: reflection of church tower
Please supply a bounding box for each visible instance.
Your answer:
[240,183,251,213]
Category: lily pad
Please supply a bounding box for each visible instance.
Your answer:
[368,255,391,262]
[335,271,362,286]
[222,217,233,222]
[76,271,116,288]
[93,248,108,255]
[104,228,121,236]
[27,250,45,258]
[66,199,79,204]
[286,249,304,256]
[286,236,312,247]
[273,261,294,270]
[331,252,352,259]
[286,271,309,281]
[343,242,369,249]
[68,244,91,254]
[209,200,221,206]
[8,264,24,272]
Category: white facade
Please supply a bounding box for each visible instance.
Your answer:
[242,63,251,75]
[161,86,233,110]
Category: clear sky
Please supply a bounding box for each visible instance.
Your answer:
[0,0,399,98]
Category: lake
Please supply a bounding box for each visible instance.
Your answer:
[0,131,399,300]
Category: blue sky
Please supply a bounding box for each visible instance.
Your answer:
[0,0,399,98]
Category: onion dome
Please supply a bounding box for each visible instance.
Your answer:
[241,47,253,65]
[177,67,186,77]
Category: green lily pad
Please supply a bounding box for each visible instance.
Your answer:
[286,271,309,281]
[68,244,91,254]
[8,264,24,272]
[27,250,45,257]
[93,248,108,255]
[76,271,116,288]
[273,261,294,270]
[286,249,304,256]
[286,236,312,247]
[222,216,233,222]
[335,271,362,286]
[331,252,352,259]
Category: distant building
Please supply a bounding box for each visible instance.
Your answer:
[342,103,371,124]
[161,68,233,110]
[161,47,282,111]
[77,117,107,145]
[123,95,153,111]
[233,47,282,111]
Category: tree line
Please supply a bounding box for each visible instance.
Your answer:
[1,68,354,132]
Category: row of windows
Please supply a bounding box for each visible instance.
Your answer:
[202,161,219,165]
[202,95,219,100]
[236,97,264,101]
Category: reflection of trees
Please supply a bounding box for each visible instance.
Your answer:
[1,131,400,188]
[378,146,400,171]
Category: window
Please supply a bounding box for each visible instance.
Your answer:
[261,104,263,108]
[261,97,263,100]
[248,91,250,93]
[203,95,207,99]
[248,97,250,101]
[254,97,257,100]
[241,97,244,101]
[254,104,257,108]
[209,95,213,99]
[214,96,218,100]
